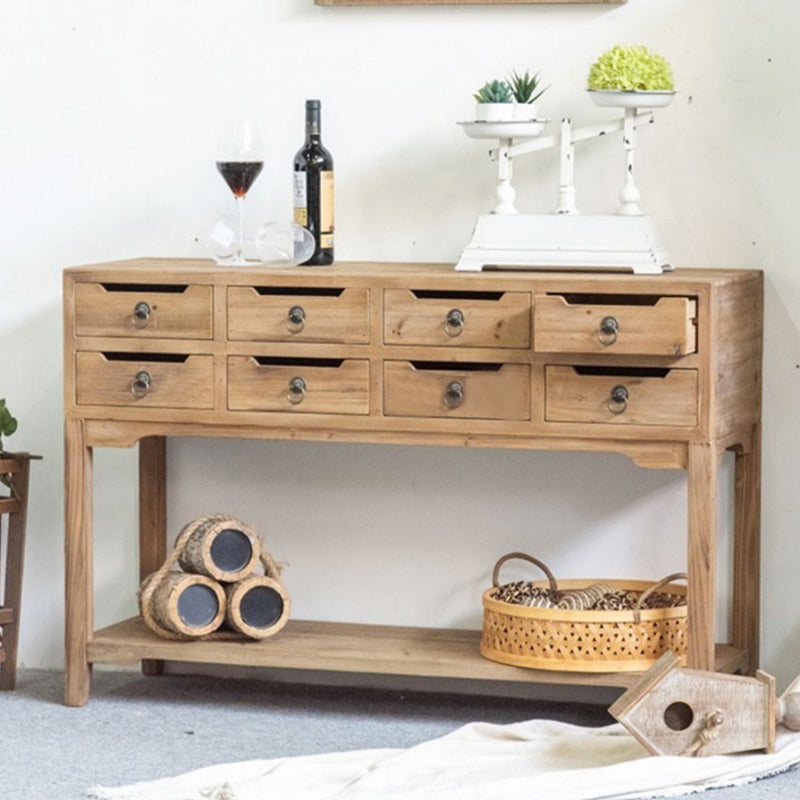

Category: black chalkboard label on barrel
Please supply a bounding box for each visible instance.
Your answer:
[209,528,253,574]
[177,583,221,628]
[240,585,284,629]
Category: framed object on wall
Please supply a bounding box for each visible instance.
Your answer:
[316,0,625,5]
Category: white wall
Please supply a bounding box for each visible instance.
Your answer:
[3,0,800,688]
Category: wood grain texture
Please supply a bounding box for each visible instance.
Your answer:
[612,654,775,756]
[384,289,530,348]
[544,367,698,427]
[228,357,370,415]
[733,423,761,675]
[687,441,717,671]
[64,418,93,706]
[227,286,369,344]
[88,618,744,689]
[62,260,763,703]
[383,361,530,420]
[0,455,31,690]
[139,437,167,677]
[76,352,215,410]
[75,283,213,340]
[534,295,697,357]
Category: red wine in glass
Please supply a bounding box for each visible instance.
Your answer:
[216,121,264,265]
[216,161,264,198]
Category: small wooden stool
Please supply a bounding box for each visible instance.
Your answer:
[0,453,38,690]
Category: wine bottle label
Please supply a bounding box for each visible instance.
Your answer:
[320,170,334,238]
[293,171,308,227]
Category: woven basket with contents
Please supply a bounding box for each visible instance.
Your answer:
[481,552,687,673]
[139,514,290,641]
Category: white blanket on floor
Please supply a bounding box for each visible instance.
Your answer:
[88,719,800,800]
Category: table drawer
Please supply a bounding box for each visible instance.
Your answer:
[534,294,697,356]
[545,366,698,426]
[74,283,213,339]
[228,357,370,415]
[228,287,369,343]
[75,352,214,409]
[384,290,530,348]
[383,361,530,420]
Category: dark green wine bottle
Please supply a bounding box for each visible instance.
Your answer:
[293,100,334,266]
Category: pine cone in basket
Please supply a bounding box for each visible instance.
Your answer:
[493,581,563,608]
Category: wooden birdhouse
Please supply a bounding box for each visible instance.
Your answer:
[609,651,777,757]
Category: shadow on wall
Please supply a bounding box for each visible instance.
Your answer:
[761,277,800,689]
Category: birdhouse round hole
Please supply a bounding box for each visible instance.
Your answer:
[664,701,694,731]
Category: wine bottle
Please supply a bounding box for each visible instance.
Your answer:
[294,99,334,266]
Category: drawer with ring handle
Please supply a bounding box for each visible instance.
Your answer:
[227,356,370,415]
[544,366,698,427]
[383,361,530,420]
[75,352,214,409]
[384,289,530,348]
[227,287,369,343]
[74,283,213,339]
[534,294,698,356]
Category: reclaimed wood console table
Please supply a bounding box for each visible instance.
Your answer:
[63,259,763,706]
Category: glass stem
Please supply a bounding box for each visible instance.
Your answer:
[236,195,245,262]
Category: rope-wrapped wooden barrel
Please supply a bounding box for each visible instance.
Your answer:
[178,515,261,583]
[140,571,226,638]
[225,576,290,639]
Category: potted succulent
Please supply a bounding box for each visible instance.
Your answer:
[508,69,548,121]
[588,45,675,109]
[473,79,514,122]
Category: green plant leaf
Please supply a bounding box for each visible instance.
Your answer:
[588,45,674,92]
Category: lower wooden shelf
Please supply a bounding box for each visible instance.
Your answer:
[88,617,747,690]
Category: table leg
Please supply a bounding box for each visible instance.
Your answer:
[0,457,31,691]
[65,419,93,706]
[687,441,717,671]
[733,423,761,675]
[139,436,167,677]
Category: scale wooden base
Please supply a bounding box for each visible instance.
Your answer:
[455,213,672,274]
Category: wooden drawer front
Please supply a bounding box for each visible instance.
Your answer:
[534,295,697,356]
[384,290,530,348]
[76,352,214,409]
[228,357,370,415]
[75,284,213,339]
[384,361,530,420]
[545,367,698,426]
[227,287,369,343]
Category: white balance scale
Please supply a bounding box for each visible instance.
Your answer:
[456,90,675,274]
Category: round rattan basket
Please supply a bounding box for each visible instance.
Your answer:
[481,553,687,673]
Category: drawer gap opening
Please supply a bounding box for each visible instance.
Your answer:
[410,290,504,301]
[572,366,671,378]
[252,287,344,297]
[102,352,190,363]
[101,283,189,293]
[253,356,345,368]
[548,293,693,307]
[410,361,504,372]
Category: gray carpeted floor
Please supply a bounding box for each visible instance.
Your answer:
[3,669,800,800]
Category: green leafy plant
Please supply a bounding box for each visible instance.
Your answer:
[508,70,549,104]
[588,45,674,92]
[473,80,514,104]
[0,399,17,454]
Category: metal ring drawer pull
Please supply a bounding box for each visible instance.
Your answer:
[132,301,151,328]
[131,371,152,399]
[608,384,629,415]
[443,381,464,409]
[287,376,307,404]
[597,316,619,346]
[286,305,306,334]
[444,308,465,338]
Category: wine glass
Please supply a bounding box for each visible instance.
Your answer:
[216,121,264,266]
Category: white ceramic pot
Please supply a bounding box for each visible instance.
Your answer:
[475,103,515,122]
[513,102,539,121]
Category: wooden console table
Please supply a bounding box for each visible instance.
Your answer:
[63,259,763,706]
